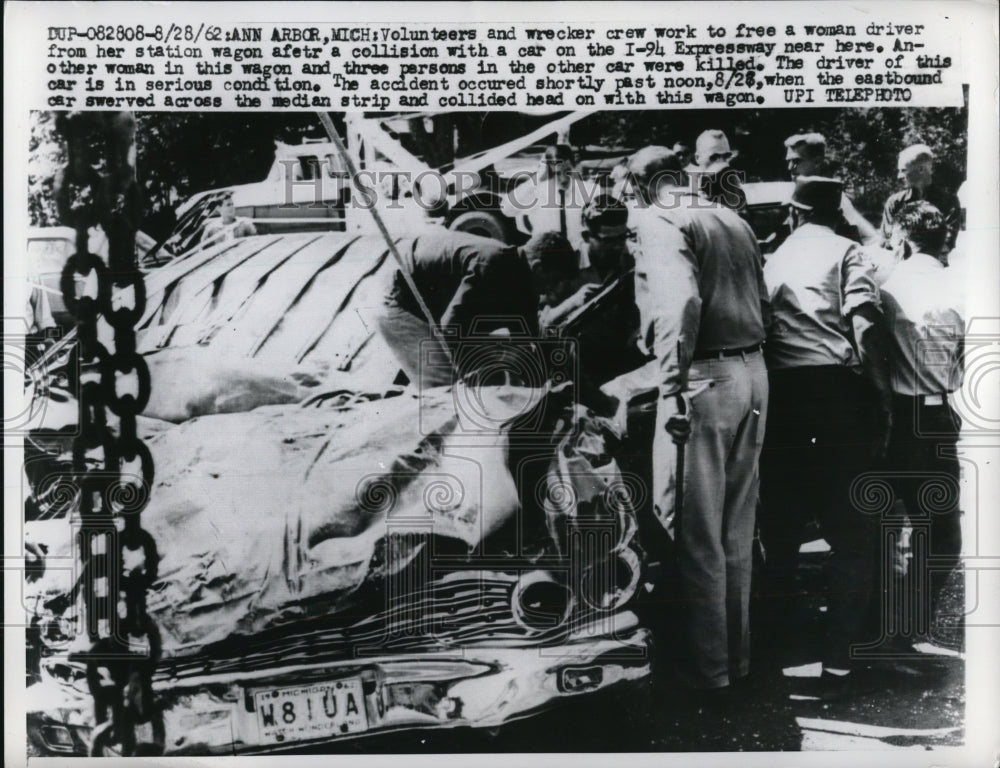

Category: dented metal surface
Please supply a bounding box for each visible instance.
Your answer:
[25,229,653,755]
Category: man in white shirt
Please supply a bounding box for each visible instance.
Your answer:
[879,200,964,650]
[759,176,893,690]
[502,144,599,260]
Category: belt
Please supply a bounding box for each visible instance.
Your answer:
[895,393,949,407]
[692,342,762,361]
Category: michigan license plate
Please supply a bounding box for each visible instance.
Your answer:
[253,678,368,745]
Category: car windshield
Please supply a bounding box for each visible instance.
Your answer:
[142,190,231,268]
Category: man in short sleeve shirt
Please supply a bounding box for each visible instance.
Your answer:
[201,190,257,246]
[880,201,964,649]
[760,176,894,687]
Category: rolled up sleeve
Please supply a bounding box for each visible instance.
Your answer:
[841,243,880,317]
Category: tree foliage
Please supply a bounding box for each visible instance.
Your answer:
[28,106,967,237]
[580,104,968,218]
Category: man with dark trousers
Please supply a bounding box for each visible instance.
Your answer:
[377,228,579,389]
[759,176,894,692]
[628,146,769,701]
[880,200,965,651]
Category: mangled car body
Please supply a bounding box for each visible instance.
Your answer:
[24,231,652,755]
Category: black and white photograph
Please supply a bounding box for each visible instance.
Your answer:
[5,3,999,767]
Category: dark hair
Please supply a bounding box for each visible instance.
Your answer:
[522,231,577,276]
[699,168,746,211]
[895,200,947,255]
[543,144,574,164]
[582,193,628,233]
[798,207,842,229]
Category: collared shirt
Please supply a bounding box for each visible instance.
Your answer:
[880,185,961,252]
[388,228,539,338]
[764,222,880,370]
[880,252,965,395]
[630,192,767,395]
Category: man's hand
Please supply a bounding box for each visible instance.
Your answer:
[540,283,604,329]
[569,282,604,311]
[661,392,692,444]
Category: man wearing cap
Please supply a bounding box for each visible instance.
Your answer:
[628,145,769,698]
[503,143,599,259]
[686,129,748,212]
[783,133,879,245]
[759,176,894,690]
[881,144,960,253]
[879,200,964,651]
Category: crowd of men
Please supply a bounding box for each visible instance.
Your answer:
[376,129,967,705]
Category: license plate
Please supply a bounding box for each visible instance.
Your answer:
[253,678,368,745]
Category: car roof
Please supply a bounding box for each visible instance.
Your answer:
[743,181,794,207]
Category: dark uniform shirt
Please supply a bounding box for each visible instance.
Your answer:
[388,228,539,338]
[880,185,961,252]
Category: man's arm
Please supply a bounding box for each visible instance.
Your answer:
[842,194,880,246]
[880,194,899,247]
[941,195,961,253]
[635,215,702,397]
[539,281,604,330]
[842,244,893,455]
[200,219,226,248]
[851,303,894,457]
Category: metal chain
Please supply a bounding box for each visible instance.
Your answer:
[55,111,164,756]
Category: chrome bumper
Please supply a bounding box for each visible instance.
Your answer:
[28,615,650,755]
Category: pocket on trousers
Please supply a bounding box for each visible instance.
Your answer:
[949,405,963,433]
